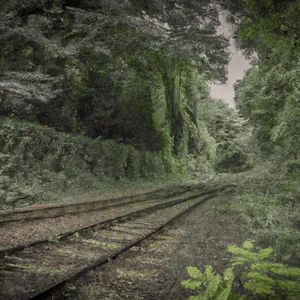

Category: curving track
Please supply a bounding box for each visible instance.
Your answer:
[0,184,205,224]
[0,183,215,254]
[0,184,235,300]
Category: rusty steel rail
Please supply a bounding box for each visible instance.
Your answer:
[0,184,236,300]
[0,183,207,224]
[0,184,235,257]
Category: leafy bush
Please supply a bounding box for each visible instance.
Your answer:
[229,241,300,298]
[0,117,178,208]
[182,241,300,299]
[182,265,234,300]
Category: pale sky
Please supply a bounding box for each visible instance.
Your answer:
[209,11,251,108]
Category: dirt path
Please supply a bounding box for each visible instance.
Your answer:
[45,190,249,299]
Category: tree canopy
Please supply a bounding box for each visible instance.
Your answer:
[0,0,233,158]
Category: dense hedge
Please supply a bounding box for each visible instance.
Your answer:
[0,117,174,208]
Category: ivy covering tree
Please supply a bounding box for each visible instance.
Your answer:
[2,0,300,298]
[0,0,229,154]
[0,0,252,208]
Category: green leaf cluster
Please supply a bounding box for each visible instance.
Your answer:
[182,241,300,299]
[0,0,232,157]
[231,0,300,165]
[232,0,300,58]
[0,117,174,209]
[182,265,234,300]
[229,241,300,299]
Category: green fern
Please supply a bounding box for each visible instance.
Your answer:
[182,265,234,300]
[228,240,300,298]
[182,240,300,299]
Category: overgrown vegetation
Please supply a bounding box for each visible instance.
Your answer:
[2,0,300,297]
[182,241,300,299]
[181,0,300,298]
[0,0,252,208]
[0,92,250,208]
[0,0,229,154]
[0,117,174,208]
[230,0,300,271]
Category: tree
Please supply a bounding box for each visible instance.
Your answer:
[224,0,300,59]
[0,0,232,158]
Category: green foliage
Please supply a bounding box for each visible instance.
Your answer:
[0,0,253,212]
[199,99,253,173]
[233,11,300,269]
[231,160,300,269]
[232,0,300,167]
[235,60,300,152]
[182,265,234,300]
[213,2,300,298]
[230,0,300,279]
[0,117,176,209]
[182,241,300,299]
[0,0,231,158]
[229,241,300,299]
[227,0,300,58]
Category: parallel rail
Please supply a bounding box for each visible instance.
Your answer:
[0,183,207,224]
[0,184,232,256]
[0,184,236,300]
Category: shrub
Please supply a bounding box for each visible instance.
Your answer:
[182,241,300,299]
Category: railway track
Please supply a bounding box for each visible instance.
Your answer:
[0,183,217,254]
[0,183,206,224]
[0,184,235,300]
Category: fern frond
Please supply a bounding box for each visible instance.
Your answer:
[231,257,252,267]
[182,241,300,300]
[246,272,275,284]
[244,279,275,296]
[187,266,206,282]
[223,267,235,282]
[204,266,222,298]
[215,284,232,300]
[251,262,282,272]
[243,240,254,250]
[181,279,202,290]
[252,262,300,276]
[271,266,300,277]
[277,280,300,294]
[257,247,273,259]
[215,268,234,300]
[228,245,259,261]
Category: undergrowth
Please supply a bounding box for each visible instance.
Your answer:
[0,117,187,209]
[181,156,300,299]
[230,161,300,267]
[182,241,300,299]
